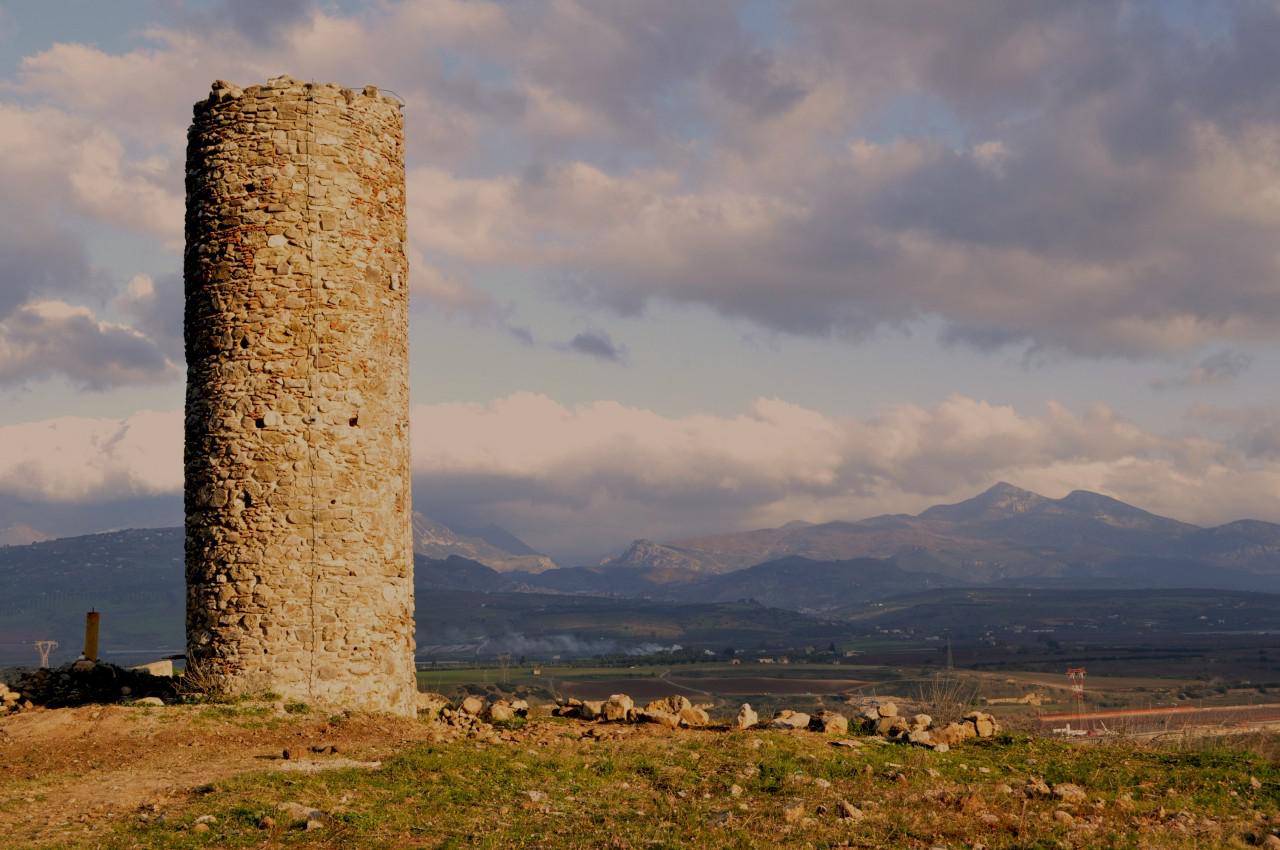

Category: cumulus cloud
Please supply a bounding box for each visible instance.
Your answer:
[0,301,178,389]
[0,409,181,502]
[10,2,1280,358]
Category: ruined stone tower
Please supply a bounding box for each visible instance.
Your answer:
[183,76,414,714]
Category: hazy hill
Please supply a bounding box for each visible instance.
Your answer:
[411,514,557,573]
[602,482,1280,585]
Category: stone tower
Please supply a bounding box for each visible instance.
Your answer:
[183,76,414,714]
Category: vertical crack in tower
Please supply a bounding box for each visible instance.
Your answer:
[183,76,415,714]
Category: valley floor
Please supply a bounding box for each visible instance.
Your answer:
[1,701,1277,849]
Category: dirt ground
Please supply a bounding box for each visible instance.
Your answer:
[0,703,439,848]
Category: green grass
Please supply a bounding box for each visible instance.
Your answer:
[95,722,1279,850]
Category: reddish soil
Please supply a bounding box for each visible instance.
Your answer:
[0,704,438,848]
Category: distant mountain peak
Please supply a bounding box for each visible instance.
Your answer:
[920,481,1047,522]
[410,512,558,573]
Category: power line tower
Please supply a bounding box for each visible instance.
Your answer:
[1066,666,1087,729]
[34,640,58,668]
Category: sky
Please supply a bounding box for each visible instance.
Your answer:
[0,0,1278,563]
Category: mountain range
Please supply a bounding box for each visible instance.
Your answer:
[3,483,1278,663]
[597,482,1280,588]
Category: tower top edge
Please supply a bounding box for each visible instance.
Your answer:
[197,76,404,111]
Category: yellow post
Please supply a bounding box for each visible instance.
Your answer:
[83,611,100,662]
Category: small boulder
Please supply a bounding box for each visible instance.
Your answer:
[906,729,934,748]
[770,710,811,730]
[875,716,909,737]
[1052,783,1087,804]
[459,695,485,716]
[910,713,932,731]
[579,700,605,721]
[135,696,165,707]
[416,692,450,720]
[735,703,758,730]
[964,710,999,738]
[276,802,324,825]
[809,711,848,735]
[639,709,680,729]
[877,702,898,718]
[930,721,976,747]
[645,695,692,715]
[837,800,864,821]
[678,706,710,728]
[1024,778,1052,798]
[487,701,516,723]
[603,694,634,722]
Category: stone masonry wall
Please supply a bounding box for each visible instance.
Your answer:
[184,76,414,714]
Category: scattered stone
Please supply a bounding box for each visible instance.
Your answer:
[525,790,548,804]
[193,822,211,833]
[906,729,934,748]
[877,702,898,718]
[487,701,516,723]
[1251,776,1263,790]
[1052,809,1075,826]
[1260,834,1280,850]
[645,695,692,716]
[730,784,743,798]
[770,710,811,730]
[783,801,805,823]
[964,711,1000,738]
[135,697,165,707]
[415,692,450,720]
[258,816,276,830]
[910,713,933,730]
[829,739,862,749]
[276,802,324,824]
[305,819,324,831]
[9,661,177,708]
[130,659,175,677]
[1052,783,1087,803]
[809,711,849,735]
[639,708,680,729]
[993,783,1014,795]
[813,778,831,790]
[838,800,864,821]
[735,703,758,730]
[195,815,217,825]
[1025,778,1052,798]
[603,694,634,722]
[679,706,710,728]
[460,695,485,716]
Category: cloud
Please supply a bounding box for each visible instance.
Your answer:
[10,3,1280,358]
[0,409,181,503]
[3,392,1279,560]
[1152,349,1252,390]
[565,329,625,362]
[405,392,1280,559]
[0,301,177,389]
